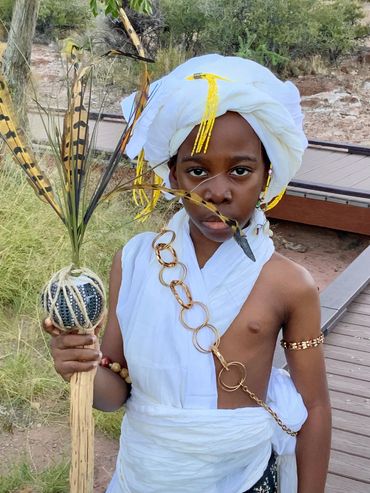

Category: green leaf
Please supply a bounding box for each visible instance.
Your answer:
[89,0,153,18]
[89,0,99,17]
[129,0,153,15]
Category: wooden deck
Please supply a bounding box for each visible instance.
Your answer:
[320,246,370,492]
[325,284,370,492]
[268,142,370,235]
[297,145,370,192]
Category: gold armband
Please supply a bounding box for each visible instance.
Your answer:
[280,333,324,351]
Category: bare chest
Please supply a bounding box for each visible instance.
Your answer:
[213,281,285,409]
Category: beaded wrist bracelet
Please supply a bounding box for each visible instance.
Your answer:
[280,333,324,351]
[100,356,132,384]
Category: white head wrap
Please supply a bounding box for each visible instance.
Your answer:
[121,54,308,204]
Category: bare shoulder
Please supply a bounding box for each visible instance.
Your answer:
[264,252,319,320]
[268,251,317,293]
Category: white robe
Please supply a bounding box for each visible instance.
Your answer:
[106,208,307,493]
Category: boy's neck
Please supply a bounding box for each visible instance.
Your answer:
[189,221,221,268]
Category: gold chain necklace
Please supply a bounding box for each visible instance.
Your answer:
[152,229,298,437]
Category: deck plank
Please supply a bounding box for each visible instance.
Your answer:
[331,428,370,459]
[327,373,370,398]
[331,160,370,186]
[332,409,370,437]
[322,157,369,184]
[331,321,370,339]
[325,358,370,381]
[325,344,370,365]
[325,332,370,352]
[323,282,370,492]
[326,473,370,492]
[355,293,370,305]
[341,311,370,327]
[296,159,355,181]
[298,149,345,174]
[347,301,370,316]
[329,450,370,483]
[329,390,370,416]
[296,146,370,189]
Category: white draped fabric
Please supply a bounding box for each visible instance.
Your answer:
[106,209,307,493]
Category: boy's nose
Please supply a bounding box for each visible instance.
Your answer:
[202,175,232,204]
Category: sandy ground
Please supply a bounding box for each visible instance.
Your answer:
[1,11,370,489]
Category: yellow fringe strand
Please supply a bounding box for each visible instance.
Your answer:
[133,150,146,207]
[265,188,286,211]
[261,164,286,211]
[133,149,163,221]
[186,73,229,155]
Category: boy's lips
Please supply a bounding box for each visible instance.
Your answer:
[201,216,231,231]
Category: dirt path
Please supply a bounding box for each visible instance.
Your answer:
[0,424,118,492]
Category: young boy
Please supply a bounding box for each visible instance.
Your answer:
[45,55,331,492]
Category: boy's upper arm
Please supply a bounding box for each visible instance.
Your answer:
[100,249,127,367]
[283,266,330,410]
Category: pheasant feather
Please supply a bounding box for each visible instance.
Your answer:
[0,77,63,219]
[61,66,90,199]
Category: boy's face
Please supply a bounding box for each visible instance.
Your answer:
[169,111,268,244]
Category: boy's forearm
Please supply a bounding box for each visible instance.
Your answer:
[93,366,130,411]
[296,404,332,493]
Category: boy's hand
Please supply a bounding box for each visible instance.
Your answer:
[43,318,102,382]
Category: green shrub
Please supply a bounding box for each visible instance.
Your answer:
[0,0,92,36]
[37,0,92,37]
[159,0,369,73]
[0,0,13,24]
[160,0,207,54]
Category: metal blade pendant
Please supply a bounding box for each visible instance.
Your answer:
[234,230,256,262]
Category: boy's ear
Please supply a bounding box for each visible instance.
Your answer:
[168,160,179,189]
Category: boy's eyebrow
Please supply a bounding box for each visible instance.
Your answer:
[229,154,258,164]
[179,154,259,164]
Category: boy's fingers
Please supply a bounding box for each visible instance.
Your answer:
[42,317,61,337]
[54,347,102,363]
[55,360,99,381]
[51,333,97,350]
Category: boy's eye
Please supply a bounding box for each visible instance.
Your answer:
[188,168,207,177]
[230,167,250,176]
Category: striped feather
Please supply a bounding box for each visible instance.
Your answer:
[103,182,256,261]
[0,76,63,219]
[61,67,90,197]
